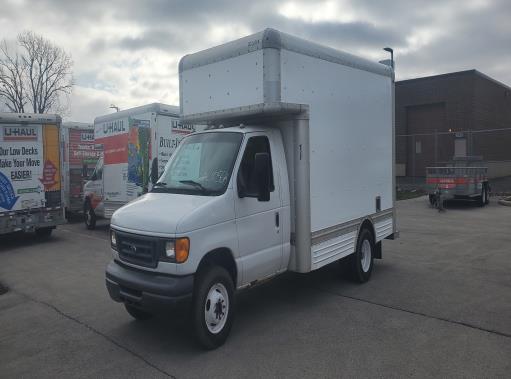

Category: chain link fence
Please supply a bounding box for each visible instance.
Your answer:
[396,127,511,193]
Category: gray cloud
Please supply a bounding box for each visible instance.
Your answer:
[2,0,510,122]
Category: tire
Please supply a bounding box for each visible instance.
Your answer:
[192,266,235,350]
[478,185,487,207]
[35,227,53,239]
[84,200,96,230]
[349,228,374,283]
[124,304,153,321]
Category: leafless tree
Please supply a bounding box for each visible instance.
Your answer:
[0,41,26,112]
[0,31,73,114]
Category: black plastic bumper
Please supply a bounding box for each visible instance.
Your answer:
[105,260,194,312]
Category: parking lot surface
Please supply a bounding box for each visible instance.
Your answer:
[1,197,510,378]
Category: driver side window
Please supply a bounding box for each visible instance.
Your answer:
[238,136,274,196]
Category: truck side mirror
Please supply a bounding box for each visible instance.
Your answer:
[150,158,159,185]
[254,152,270,202]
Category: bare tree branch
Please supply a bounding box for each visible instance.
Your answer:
[0,41,26,112]
[0,31,74,115]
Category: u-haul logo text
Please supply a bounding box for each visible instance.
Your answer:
[102,120,125,135]
[81,132,94,142]
[3,126,38,141]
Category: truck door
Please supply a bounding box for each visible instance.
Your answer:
[234,132,283,284]
[84,155,104,212]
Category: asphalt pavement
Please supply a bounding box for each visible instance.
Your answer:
[0,197,510,378]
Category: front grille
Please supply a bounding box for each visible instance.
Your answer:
[116,231,162,268]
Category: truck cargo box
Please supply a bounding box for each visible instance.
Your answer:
[0,113,65,235]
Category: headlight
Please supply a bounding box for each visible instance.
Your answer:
[165,241,175,259]
[110,230,117,249]
[162,238,189,263]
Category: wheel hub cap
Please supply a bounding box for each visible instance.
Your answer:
[361,239,372,272]
[204,283,229,334]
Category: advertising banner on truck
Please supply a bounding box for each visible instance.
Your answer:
[0,124,57,212]
[68,129,101,166]
[95,116,152,203]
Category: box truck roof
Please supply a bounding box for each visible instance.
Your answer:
[62,122,93,129]
[0,112,61,124]
[94,102,179,124]
[179,28,393,78]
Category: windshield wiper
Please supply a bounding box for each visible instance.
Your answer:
[153,182,167,187]
[179,180,208,192]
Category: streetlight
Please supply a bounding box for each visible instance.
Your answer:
[383,47,394,69]
[109,104,120,112]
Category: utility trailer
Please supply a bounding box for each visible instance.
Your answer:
[426,156,490,208]
[0,112,65,237]
[106,29,397,349]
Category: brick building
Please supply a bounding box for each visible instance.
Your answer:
[395,70,511,177]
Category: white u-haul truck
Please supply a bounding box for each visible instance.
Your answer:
[0,112,65,237]
[83,103,200,229]
[106,29,397,349]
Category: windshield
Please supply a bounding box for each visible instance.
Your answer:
[153,132,243,196]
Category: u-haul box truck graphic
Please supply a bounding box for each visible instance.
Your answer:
[61,122,102,215]
[0,113,65,236]
[83,103,204,229]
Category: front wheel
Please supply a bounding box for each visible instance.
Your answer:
[84,201,96,230]
[192,266,235,350]
[349,228,374,283]
[478,184,488,207]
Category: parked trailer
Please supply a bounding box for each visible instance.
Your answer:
[0,112,65,237]
[83,103,204,229]
[426,156,490,207]
[61,122,102,216]
[105,29,397,349]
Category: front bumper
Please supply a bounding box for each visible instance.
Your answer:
[105,260,194,312]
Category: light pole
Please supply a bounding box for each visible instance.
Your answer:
[109,104,120,112]
[383,47,394,69]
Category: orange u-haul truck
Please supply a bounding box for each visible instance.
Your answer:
[0,113,65,237]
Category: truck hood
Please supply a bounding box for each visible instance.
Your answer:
[110,191,235,235]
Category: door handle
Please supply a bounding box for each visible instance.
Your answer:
[275,212,279,228]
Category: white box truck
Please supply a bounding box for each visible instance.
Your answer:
[0,112,65,237]
[61,122,102,216]
[83,103,202,229]
[106,29,397,349]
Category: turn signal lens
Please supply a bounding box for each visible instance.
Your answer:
[175,238,190,263]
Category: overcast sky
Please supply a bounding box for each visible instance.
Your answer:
[2,0,510,121]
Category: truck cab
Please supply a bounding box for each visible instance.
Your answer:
[83,155,104,228]
[107,126,292,347]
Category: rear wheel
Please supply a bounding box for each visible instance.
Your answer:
[478,185,488,207]
[35,227,53,239]
[84,201,96,230]
[124,304,153,321]
[192,266,235,350]
[349,228,374,283]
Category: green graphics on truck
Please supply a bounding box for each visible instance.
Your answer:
[127,118,151,195]
[0,124,60,212]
